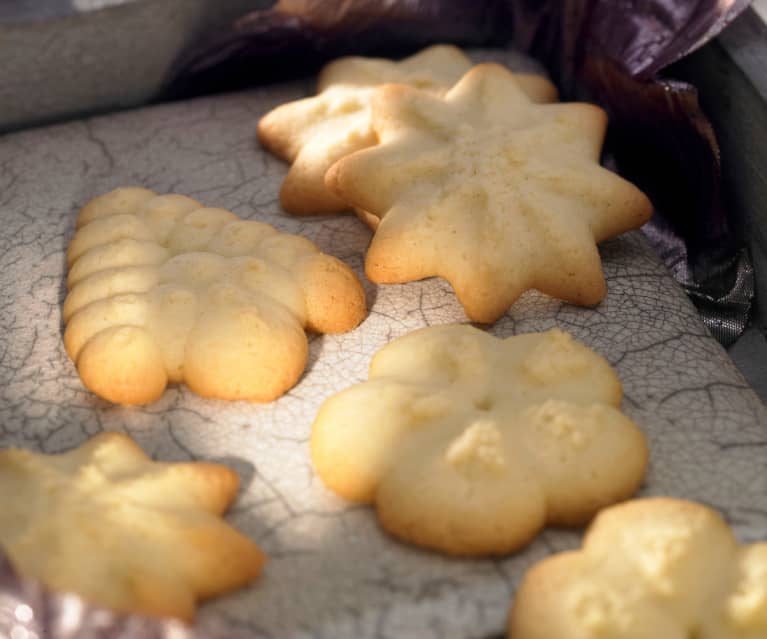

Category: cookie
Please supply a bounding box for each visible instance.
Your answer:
[0,431,265,621]
[325,63,653,323]
[316,44,558,101]
[64,187,366,405]
[257,46,557,216]
[316,43,476,93]
[509,497,767,638]
[311,324,647,556]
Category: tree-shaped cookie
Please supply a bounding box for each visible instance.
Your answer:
[326,63,653,323]
[509,498,767,638]
[311,324,648,556]
[257,45,558,216]
[64,187,366,405]
[0,432,265,621]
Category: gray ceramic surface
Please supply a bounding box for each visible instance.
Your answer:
[0,50,766,639]
[0,0,267,133]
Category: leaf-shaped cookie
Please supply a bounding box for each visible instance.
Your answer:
[257,45,558,216]
[326,63,653,323]
[0,432,265,621]
[64,187,366,405]
[509,498,767,638]
[311,324,648,556]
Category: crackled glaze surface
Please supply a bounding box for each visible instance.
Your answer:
[0,54,766,638]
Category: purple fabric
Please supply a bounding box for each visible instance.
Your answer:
[0,551,250,639]
[498,0,755,343]
[586,0,752,78]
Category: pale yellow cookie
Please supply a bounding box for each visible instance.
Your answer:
[317,44,558,102]
[257,45,557,215]
[509,497,767,638]
[64,187,366,405]
[311,324,647,557]
[326,63,652,322]
[0,432,265,621]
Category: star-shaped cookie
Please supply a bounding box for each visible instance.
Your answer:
[326,63,653,322]
[311,324,648,556]
[315,44,558,100]
[509,498,767,638]
[315,43,477,94]
[0,432,265,621]
[257,46,558,216]
[64,187,366,405]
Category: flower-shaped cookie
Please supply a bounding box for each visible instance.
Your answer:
[509,498,767,638]
[311,324,648,556]
[257,45,558,216]
[326,63,653,323]
[64,187,366,405]
[0,432,265,621]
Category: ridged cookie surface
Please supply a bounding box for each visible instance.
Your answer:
[326,63,653,322]
[311,324,648,556]
[509,498,767,638]
[257,45,557,215]
[64,187,366,404]
[0,432,265,621]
